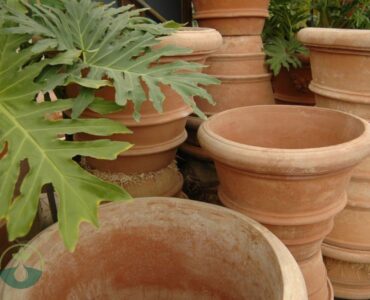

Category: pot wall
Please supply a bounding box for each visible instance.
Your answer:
[198,105,370,300]
[0,198,307,300]
[298,28,370,299]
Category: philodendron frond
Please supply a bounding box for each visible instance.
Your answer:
[3,0,219,120]
[0,31,132,251]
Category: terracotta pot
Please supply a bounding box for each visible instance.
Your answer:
[67,28,222,175]
[206,36,267,76]
[299,28,370,299]
[84,160,185,198]
[198,105,370,300]
[195,74,274,115]
[0,198,307,300]
[193,0,270,36]
[272,56,315,106]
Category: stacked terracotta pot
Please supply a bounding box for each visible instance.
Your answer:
[180,0,274,202]
[198,105,370,300]
[299,28,370,300]
[67,28,222,199]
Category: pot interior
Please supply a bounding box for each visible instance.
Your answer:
[1,199,294,300]
[208,106,365,149]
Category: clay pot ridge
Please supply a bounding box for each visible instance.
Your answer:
[199,105,370,176]
[156,27,223,58]
[0,198,307,300]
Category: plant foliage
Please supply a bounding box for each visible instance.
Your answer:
[263,0,370,75]
[3,0,219,120]
[0,18,133,251]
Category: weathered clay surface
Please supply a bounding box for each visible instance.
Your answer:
[0,198,307,300]
[193,0,270,35]
[299,27,370,299]
[198,105,370,300]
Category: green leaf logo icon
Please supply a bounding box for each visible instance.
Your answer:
[0,244,44,289]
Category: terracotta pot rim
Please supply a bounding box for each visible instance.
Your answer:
[179,143,211,161]
[157,27,223,56]
[208,52,265,60]
[215,73,272,83]
[219,188,347,226]
[120,131,187,157]
[198,105,370,175]
[186,115,205,130]
[310,82,370,104]
[323,243,370,263]
[194,9,269,19]
[298,28,370,52]
[83,105,193,127]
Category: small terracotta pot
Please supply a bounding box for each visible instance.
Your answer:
[0,198,307,300]
[299,28,370,299]
[68,28,222,175]
[198,105,370,300]
[272,56,315,106]
[195,74,274,115]
[193,0,270,36]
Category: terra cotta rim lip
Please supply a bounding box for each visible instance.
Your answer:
[201,105,370,154]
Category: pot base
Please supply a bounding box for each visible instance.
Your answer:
[84,160,184,198]
[323,243,370,300]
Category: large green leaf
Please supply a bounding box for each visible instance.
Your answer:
[0,33,132,251]
[2,0,219,120]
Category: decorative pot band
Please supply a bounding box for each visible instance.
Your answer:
[156,27,223,59]
[310,82,370,105]
[219,188,347,227]
[119,131,187,157]
[215,73,272,84]
[194,9,269,19]
[323,243,370,265]
[298,28,370,53]
[82,105,193,127]
[198,106,370,176]
[208,52,265,61]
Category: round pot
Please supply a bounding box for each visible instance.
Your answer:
[0,198,307,300]
[205,36,267,76]
[68,28,222,175]
[195,74,274,115]
[298,28,370,299]
[297,28,370,117]
[193,0,270,36]
[198,105,370,300]
[272,56,315,106]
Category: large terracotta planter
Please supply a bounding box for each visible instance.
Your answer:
[272,55,315,106]
[0,198,307,300]
[298,28,370,299]
[193,0,270,36]
[198,105,370,300]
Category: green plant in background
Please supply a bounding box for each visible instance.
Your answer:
[263,0,370,75]
[312,0,370,29]
[0,0,219,251]
[263,0,310,76]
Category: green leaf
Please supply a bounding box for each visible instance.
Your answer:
[87,97,124,115]
[3,0,219,120]
[0,32,132,251]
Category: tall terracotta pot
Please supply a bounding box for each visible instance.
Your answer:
[298,27,370,299]
[198,105,370,300]
[67,28,222,197]
[0,198,307,300]
[272,55,315,106]
[193,0,270,36]
[195,35,274,114]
